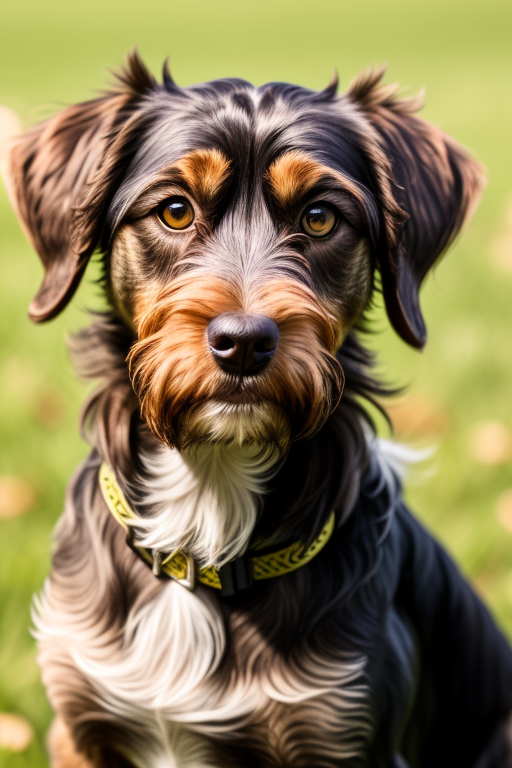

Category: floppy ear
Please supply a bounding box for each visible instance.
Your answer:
[7,51,156,322]
[348,69,486,348]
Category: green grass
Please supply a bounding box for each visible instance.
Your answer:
[1,0,512,764]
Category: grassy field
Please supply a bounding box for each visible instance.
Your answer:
[1,0,511,763]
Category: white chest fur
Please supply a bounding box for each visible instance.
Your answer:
[130,442,282,568]
[32,440,409,767]
[70,580,368,768]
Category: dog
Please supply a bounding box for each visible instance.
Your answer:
[4,50,512,768]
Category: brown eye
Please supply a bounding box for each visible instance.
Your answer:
[158,197,194,230]
[301,203,337,238]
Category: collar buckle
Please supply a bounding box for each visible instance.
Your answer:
[167,552,197,591]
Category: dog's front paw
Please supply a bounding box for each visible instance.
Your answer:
[47,718,96,768]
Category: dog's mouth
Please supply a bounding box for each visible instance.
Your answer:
[130,346,343,451]
[174,366,296,450]
[203,373,274,403]
[143,360,342,452]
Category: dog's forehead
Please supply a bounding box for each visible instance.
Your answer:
[108,80,371,228]
[141,80,364,169]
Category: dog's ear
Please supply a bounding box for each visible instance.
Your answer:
[348,69,486,348]
[7,51,156,322]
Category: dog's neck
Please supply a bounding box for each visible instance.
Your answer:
[73,312,384,565]
[130,442,282,568]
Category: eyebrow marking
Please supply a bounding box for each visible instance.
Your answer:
[122,149,232,220]
[176,149,231,205]
[266,149,365,209]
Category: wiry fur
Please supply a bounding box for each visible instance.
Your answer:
[7,51,512,768]
[129,273,344,450]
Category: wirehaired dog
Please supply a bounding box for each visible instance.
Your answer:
[5,51,512,768]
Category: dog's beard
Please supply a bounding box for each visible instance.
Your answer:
[128,274,344,451]
[180,401,291,452]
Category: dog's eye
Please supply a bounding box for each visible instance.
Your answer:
[301,203,337,238]
[158,197,195,230]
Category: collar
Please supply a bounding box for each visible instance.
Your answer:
[99,462,335,597]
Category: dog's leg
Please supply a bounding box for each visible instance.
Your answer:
[47,718,136,768]
[47,718,96,768]
[471,713,512,768]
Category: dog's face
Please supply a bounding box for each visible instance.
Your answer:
[111,88,373,451]
[7,53,484,452]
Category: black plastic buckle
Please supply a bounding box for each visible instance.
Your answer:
[219,554,254,597]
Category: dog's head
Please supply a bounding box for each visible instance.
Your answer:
[7,52,484,452]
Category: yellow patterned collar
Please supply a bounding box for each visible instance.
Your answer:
[99,462,335,596]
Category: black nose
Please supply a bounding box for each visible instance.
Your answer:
[207,314,279,375]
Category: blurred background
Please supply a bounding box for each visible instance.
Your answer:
[0,0,511,763]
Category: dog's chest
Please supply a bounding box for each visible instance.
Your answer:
[36,463,419,768]
[68,579,370,767]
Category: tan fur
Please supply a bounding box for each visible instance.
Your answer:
[129,275,238,447]
[266,150,366,210]
[48,718,96,768]
[176,149,231,205]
